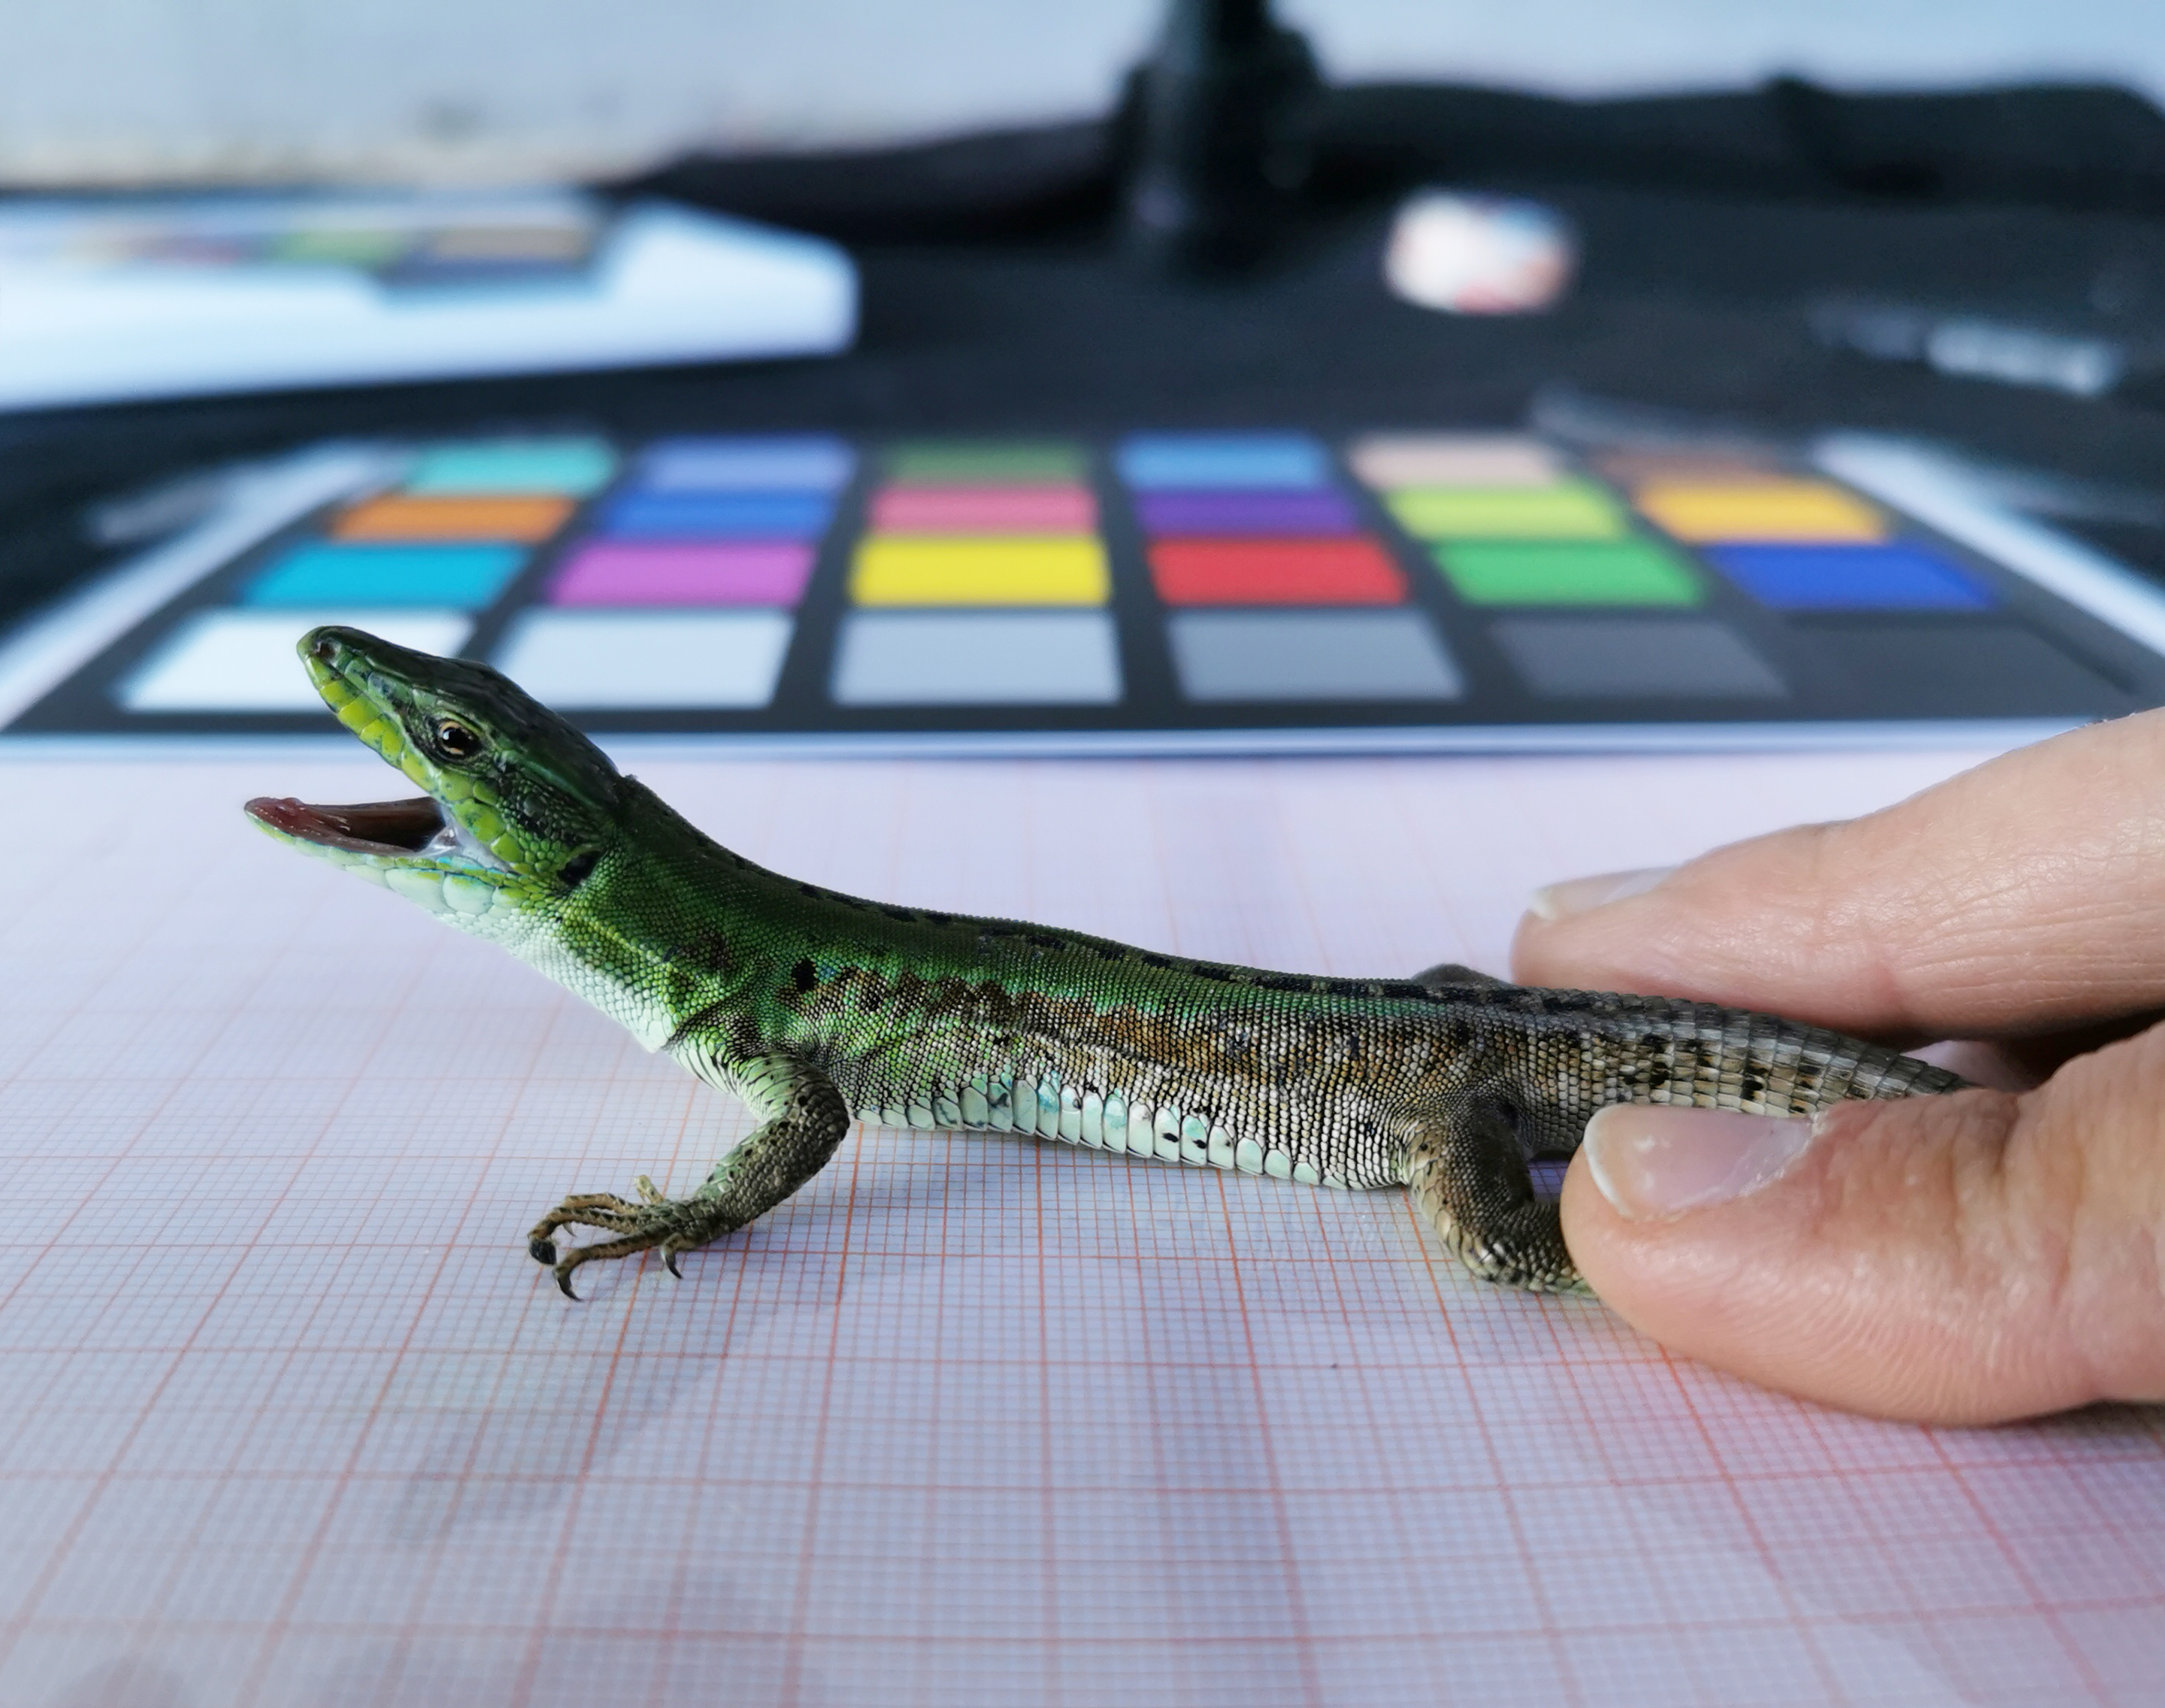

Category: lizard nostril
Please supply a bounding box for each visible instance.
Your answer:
[310,635,339,662]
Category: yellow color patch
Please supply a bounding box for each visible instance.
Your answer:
[1634,481,1886,542]
[851,537,1110,606]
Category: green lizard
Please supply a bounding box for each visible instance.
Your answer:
[247,625,1966,1298]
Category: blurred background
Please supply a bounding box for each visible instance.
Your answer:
[8,0,2165,701]
[8,0,2162,184]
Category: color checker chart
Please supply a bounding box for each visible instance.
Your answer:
[11,428,2165,750]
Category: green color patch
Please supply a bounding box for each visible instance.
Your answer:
[1387,480,1628,541]
[884,441,1087,484]
[1434,541,1703,607]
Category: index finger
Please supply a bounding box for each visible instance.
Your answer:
[1509,709,2165,1040]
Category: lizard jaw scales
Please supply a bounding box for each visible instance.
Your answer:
[244,795,445,858]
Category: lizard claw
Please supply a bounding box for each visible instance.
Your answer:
[524,1188,728,1299]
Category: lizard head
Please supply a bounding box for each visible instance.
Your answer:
[244,625,623,922]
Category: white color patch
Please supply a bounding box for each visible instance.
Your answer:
[118,607,471,711]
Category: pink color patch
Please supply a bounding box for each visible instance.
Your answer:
[548,541,814,606]
[868,485,1097,534]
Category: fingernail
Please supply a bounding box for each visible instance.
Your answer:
[1528,865,1674,922]
[1582,1104,1817,1220]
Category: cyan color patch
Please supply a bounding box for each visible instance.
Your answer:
[1706,543,1994,610]
[241,543,526,608]
[600,492,836,539]
[401,439,618,496]
[1117,435,1330,490]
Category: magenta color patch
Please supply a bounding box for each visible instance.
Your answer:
[547,541,815,607]
[868,484,1097,534]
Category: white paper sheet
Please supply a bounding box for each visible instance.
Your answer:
[0,743,2157,1708]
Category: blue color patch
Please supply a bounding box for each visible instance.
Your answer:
[241,543,527,608]
[1708,543,1994,610]
[599,491,836,539]
[1116,434,1330,491]
[403,438,618,496]
[637,436,855,494]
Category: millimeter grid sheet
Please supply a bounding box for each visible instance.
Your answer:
[0,746,2160,1708]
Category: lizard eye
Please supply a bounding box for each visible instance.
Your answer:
[559,849,600,888]
[432,717,485,760]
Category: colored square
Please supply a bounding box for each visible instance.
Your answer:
[598,492,834,540]
[241,543,525,608]
[1635,480,1886,542]
[831,612,1121,705]
[1167,610,1462,702]
[850,538,1110,606]
[1592,450,1790,486]
[547,542,814,607]
[868,486,1097,535]
[1437,541,1701,606]
[1799,622,2131,717]
[332,495,572,543]
[1148,539,1407,605]
[117,609,472,711]
[401,439,616,495]
[1348,435,1562,489]
[1118,435,1328,490]
[1491,618,1785,698]
[1708,544,1994,610]
[492,610,792,708]
[884,442,1087,484]
[1134,490,1359,536]
[1386,482,1629,541]
[636,437,854,493]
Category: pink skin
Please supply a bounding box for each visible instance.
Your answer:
[1511,710,2165,1424]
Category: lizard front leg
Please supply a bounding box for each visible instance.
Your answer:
[527,1052,850,1299]
[1402,1092,1585,1294]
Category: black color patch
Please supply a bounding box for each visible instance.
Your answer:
[792,958,818,993]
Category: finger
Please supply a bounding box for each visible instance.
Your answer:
[1512,710,2165,1040]
[1561,1025,2165,1424]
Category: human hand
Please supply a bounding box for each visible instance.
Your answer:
[1512,710,2165,1424]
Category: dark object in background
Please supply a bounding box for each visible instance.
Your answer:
[1810,294,2165,402]
[634,78,2165,245]
[1118,0,1322,272]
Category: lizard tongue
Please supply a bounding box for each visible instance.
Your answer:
[244,795,444,856]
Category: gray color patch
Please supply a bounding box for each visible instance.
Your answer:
[831,611,1122,705]
[1491,617,1787,698]
[1167,610,1464,702]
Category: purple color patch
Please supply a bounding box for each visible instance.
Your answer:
[1136,489,1360,537]
[548,541,814,607]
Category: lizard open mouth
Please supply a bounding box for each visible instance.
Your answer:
[244,795,449,859]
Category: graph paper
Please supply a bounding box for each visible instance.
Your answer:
[0,741,2159,1708]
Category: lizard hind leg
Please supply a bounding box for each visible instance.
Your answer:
[1403,1095,1585,1294]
